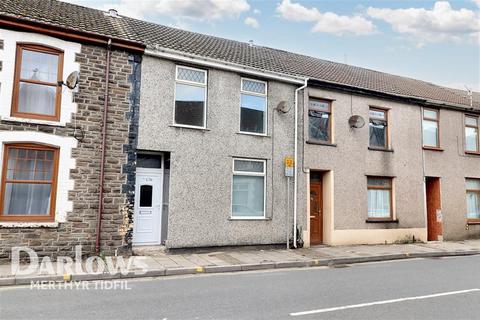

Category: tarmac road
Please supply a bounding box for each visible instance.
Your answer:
[1,255,480,320]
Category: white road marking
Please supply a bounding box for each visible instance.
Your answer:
[290,288,480,317]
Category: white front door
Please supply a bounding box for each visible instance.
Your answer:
[133,169,163,245]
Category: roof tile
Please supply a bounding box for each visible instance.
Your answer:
[1,0,478,109]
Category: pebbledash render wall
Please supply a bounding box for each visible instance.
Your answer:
[298,87,425,246]
[0,29,140,260]
[297,86,480,246]
[137,55,297,249]
[423,108,480,240]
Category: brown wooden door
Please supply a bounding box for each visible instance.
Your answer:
[310,183,323,245]
[426,177,443,241]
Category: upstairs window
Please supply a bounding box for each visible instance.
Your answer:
[367,177,393,220]
[465,115,479,153]
[240,78,267,134]
[466,179,480,221]
[309,99,332,143]
[174,66,207,128]
[422,109,440,148]
[12,44,64,121]
[369,108,388,149]
[231,159,266,218]
[0,143,59,221]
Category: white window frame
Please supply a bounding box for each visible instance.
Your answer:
[466,178,480,221]
[231,158,267,219]
[465,114,479,153]
[367,176,395,220]
[369,107,389,149]
[308,97,333,143]
[422,108,440,148]
[173,65,208,129]
[239,78,268,136]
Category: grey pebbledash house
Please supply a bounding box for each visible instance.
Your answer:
[132,22,480,248]
[0,0,479,260]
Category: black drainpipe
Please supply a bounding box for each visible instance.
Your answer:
[95,39,112,254]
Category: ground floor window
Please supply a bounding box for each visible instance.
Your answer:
[367,177,393,219]
[466,179,480,221]
[231,159,265,218]
[0,143,59,221]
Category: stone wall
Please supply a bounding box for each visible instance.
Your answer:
[0,43,139,260]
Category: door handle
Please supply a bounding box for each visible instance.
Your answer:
[310,215,316,218]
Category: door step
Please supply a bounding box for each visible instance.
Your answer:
[132,245,166,256]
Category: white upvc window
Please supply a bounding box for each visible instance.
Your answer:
[422,108,440,148]
[231,158,266,219]
[367,177,393,220]
[240,78,267,135]
[466,179,480,221]
[465,115,479,153]
[174,65,207,129]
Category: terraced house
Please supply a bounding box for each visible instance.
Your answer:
[0,0,478,260]
[0,0,145,259]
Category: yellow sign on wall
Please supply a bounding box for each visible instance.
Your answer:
[284,157,294,168]
[284,156,294,177]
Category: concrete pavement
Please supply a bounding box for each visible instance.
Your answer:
[1,255,480,319]
[1,240,479,286]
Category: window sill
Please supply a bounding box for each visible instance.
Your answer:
[169,124,210,131]
[0,116,66,127]
[467,219,480,225]
[306,140,337,147]
[229,217,271,221]
[368,147,394,152]
[366,219,399,223]
[0,221,59,228]
[423,146,444,152]
[465,151,480,156]
[237,131,270,137]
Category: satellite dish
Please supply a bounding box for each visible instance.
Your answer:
[59,71,79,90]
[348,115,365,128]
[276,101,290,113]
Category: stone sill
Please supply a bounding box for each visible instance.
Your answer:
[365,219,399,224]
[0,116,66,127]
[228,218,272,221]
[0,222,59,228]
[169,124,210,132]
[236,132,270,138]
[465,151,480,156]
[368,147,394,153]
[423,146,444,152]
[306,140,337,147]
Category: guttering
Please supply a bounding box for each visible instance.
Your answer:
[96,39,112,253]
[0,14,145,54]
[145,47,305,85]
[293,78,309,248]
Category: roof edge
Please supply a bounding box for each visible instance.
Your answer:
[309,78,480,113]
[146,47,477,111]
[0,13,145,53]
[145,46,306,85]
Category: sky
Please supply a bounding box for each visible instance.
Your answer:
[64,0,480,91]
